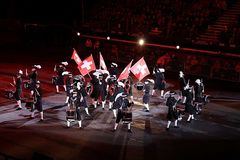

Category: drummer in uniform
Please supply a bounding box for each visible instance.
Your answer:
[165,90,180,131]
[113,92,133,133]
[26,65,41,96]
[142,79,153,112]
[31,80,44,121]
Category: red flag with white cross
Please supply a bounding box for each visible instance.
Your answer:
[99,52,107,70]
[71,48,82,65]
[130,57,150,81]
[118,60,133,81]
[78,55,96,76]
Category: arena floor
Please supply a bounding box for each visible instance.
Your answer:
[0,61,240,160]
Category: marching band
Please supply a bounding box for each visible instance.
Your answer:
[8,50,209,132]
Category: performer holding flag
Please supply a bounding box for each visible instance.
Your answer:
[130,57,151,111]
[99,52,107,71]
[130,57,150,81]
[71,48,82,65]
[77,54,96,76]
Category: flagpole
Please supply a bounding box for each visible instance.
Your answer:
[87,72,92,79]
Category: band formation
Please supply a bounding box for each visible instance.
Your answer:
[8,48,209,132]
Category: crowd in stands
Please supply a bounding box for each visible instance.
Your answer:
[79,38,240,83]
[85,0,232,43]
[219,15,240,47]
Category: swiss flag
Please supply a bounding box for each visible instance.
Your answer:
[118,60,133,81]
[71,48,82,65]
[78,55,96,76]
[130,57,150,81]
[99,52,107,70]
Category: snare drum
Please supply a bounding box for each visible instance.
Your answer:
[122,111,132,122]
[66,109,76,120]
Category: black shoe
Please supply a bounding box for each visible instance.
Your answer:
[109,108,112,111]
[166,128,169,131]
[128,129,132,133]
[39,119,43,122]
[112,129,116,132]
[146,110,150,112]
[16,107,22,110]
[174,126,179,128]
[187,120,191,123]
[102,108,105,110]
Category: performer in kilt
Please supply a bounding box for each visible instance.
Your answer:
[54,62,68,93]
[14,70,23,110]
[113,92,133,133]
[165,91,180,131]
[31,81,44,121]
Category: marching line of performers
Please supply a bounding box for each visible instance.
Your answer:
[11,62,209,132]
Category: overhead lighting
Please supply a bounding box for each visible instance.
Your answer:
[138,39,145,46]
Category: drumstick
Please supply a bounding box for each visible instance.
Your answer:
[9,83,15,87]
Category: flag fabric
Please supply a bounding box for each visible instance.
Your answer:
[78,55,96,76]
[118,60,133,81]
[130,57,150,81]
[99,52,107,70]
[71,48,82,65]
